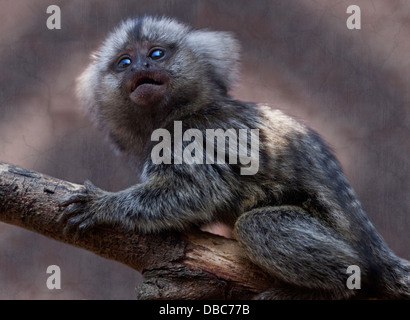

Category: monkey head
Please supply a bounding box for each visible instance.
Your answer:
[77,16,240,138]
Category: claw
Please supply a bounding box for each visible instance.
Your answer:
[67,214,87,227]
[58,193,89,208]
[84,180,99,192]
[62,224,80,241]
[59,180,100,208]
[63,214,90,239]
[78,219,93,232]
[57,180,106,237]
[57,209,75,224]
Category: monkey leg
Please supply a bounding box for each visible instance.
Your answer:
[234,206,360,299]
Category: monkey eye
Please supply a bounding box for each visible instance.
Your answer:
[149,48,165,60]
[117,57,132,69]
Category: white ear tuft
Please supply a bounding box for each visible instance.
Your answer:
[185,30,241,90]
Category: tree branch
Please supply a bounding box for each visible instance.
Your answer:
[0,161,275,299]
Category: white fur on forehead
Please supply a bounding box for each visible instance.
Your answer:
[92,17,189,64]
[92,19,138,64]
[139,16,190,43]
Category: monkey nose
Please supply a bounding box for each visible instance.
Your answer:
[131,60,150,72]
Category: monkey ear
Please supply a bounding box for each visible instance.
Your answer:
[75,61,101,124]
[185,30,241,91]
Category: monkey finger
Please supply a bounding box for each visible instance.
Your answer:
[84,180,100,193]
[63,214,89,235]
[77,218,96,233]
[58,193,90,208]
[57,203,86,224]
[62,219,78,237]
[63,223,82,241]
[65,215,97,240]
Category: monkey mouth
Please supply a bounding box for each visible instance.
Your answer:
[131,77,164,92]
[129,70,168,93]
[128,71,168,106]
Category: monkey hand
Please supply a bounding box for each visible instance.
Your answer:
[58,180,112,238]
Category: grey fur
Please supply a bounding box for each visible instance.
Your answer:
[61,16,410,299]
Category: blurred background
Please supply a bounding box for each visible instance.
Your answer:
[0,0,409,299]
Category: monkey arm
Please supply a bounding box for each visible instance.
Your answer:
[59,163,239,234]
[0,161,277,299]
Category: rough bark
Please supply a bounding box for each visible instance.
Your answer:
[0,161,275,299]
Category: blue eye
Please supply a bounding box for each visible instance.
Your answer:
[117,57,132,69]
[149,49,165,60]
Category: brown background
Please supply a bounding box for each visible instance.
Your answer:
[0,0,409,299]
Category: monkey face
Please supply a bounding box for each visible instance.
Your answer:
[98,18,197,112]
[114,43,171,107]
[77,16,240,133]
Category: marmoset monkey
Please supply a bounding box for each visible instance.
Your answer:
[60,16,410,299]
